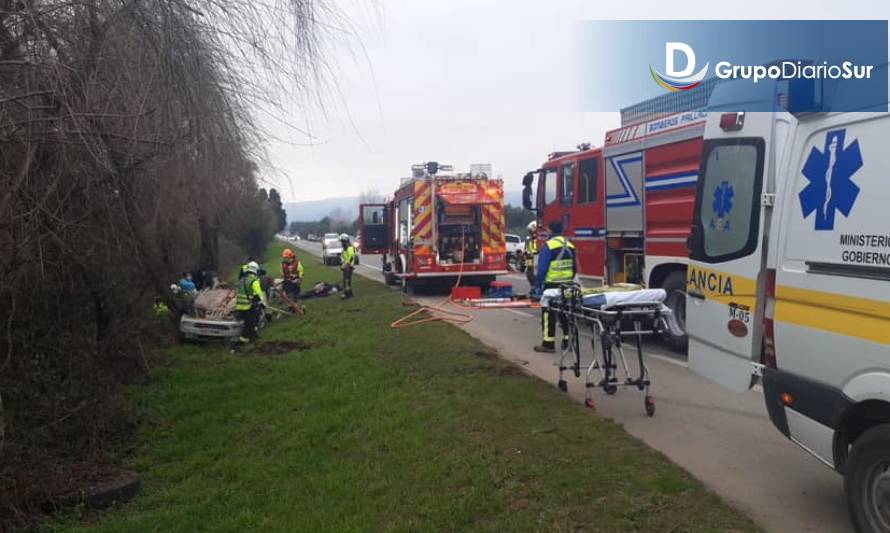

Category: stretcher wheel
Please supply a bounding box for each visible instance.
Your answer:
[645,396,656,417]
[558,379,568,393]
[604,383,618,395]
[585,398,596,410]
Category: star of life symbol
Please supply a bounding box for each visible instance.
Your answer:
[800,129,863,231]
[710,180,734,232]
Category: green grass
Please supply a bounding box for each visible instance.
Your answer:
[47,241,759,532]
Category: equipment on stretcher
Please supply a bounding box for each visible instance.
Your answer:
[544,283,675,416]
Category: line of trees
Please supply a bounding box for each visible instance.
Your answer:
[0,0,337,523]
[286,190,383,238]
[287,198,533,240]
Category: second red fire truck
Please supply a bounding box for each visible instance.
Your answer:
[360,162,508,293]
[522,101,710,350]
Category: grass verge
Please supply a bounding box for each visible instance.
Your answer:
[46,241,758,532]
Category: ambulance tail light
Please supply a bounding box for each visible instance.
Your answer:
[720,112,745,131]
[762,269,777,369]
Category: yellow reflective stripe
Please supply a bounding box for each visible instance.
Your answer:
[687,265,890,346]
[685,266,757,308]
[775,285,890,346]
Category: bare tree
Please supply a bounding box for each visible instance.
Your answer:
[359,188,385,204]
[0,0,346,522]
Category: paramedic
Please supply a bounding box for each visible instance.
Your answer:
[533,221,576,353]
[524,221,538,290]
[236,261,267,343]
[281,248,304,301]
[339,234,356,299]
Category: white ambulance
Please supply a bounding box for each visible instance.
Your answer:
[686,75,890,532]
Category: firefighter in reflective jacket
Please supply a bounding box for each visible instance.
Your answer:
[339,234,356,299]
[281,248,304,301]
[533,221,576,353]
[236,261,267,343]
[524,221,538,290]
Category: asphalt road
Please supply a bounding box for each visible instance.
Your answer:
[292,239,851,533]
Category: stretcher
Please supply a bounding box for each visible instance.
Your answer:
[543,283,673,417]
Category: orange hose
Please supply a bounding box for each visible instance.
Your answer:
[390,228,475,329]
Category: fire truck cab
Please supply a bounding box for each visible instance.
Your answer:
[523,110,707,350]
[522,145,606,284]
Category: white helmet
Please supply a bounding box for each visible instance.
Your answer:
[246,261,259,274]
[526,221,537,233]
[339,233,349,241]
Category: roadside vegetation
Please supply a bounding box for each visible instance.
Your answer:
[46,242,758,532]
[0,1,340,526]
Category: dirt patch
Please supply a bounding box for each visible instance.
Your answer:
[473,349,499,360]
[253,340,312,355]
[2,455,141,530]
[489,364,523,377]
[49,467,141,511]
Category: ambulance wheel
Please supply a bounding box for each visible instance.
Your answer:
[845,424,890,533]
[662,271,688,353]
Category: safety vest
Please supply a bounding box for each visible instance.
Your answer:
[544,236,575,284]
[236,273,264,311]
[341,244,356,267]
[524,238,538,266]
[282,260,303,281]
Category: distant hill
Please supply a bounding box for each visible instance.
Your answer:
[285,197,359,223]
[285,190,524,223]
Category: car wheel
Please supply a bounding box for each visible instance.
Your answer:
[662,271,688,353]
[846,424,890,533]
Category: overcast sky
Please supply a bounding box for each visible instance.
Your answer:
[261,0,890,203]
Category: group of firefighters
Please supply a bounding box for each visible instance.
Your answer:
[235,234,357,345]
[234,223,573,353]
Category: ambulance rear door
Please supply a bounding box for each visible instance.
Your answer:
[686,111,776,391]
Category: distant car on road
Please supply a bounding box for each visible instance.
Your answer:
[322,234,342,265]
[322,233,360,266]
[504,233,523,256]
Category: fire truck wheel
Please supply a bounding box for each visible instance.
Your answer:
[401,277,414,295]
[662,271,688,353]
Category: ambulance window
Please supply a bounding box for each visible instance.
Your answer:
[544,169,558,206]
[693,139,765,262]
[560,163,575,206]
[578,158,598,204]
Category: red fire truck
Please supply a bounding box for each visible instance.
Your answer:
[522,109,708,350]
[359,163,508,293]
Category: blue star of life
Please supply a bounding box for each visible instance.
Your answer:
[799,129,863,231]
[709,180,734,231]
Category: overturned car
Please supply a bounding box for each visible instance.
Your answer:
[179,287,242,341]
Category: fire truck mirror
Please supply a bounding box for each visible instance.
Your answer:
[522,172,534,211]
